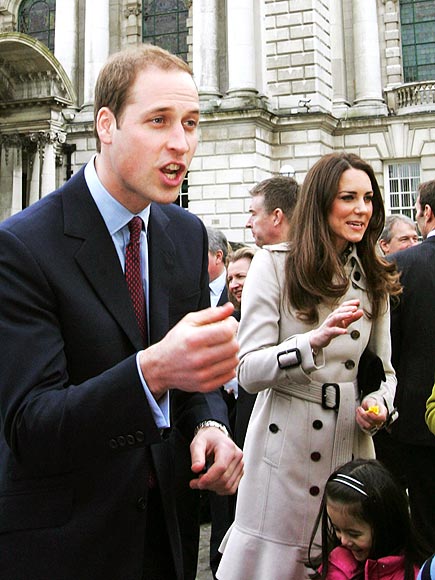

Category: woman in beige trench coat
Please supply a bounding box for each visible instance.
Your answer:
[217,153,402,580]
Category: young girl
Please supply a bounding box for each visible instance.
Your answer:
[308,459,430,580]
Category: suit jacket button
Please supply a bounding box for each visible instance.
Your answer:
[311,452,321,461]
[312,420,323,430]
[127,434,135,445]
[137,497,147,511]
[109,439,118,449]
[354,271,361,281]
[350,330,360,340]
[117,436,126,447]
[135,430,145,442]
[309,486,320,496]
[345,359,355,370]
[269,423,279,433]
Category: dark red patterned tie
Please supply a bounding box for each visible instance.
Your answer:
[125,216,148,346]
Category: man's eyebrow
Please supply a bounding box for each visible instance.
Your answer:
[145,106,200,116]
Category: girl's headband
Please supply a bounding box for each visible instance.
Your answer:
[331,474,368,497]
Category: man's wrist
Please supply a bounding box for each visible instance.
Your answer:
[194,420,230,438]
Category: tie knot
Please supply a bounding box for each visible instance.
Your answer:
[128,216,143,244]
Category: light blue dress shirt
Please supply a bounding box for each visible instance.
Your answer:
[84,157,170,428]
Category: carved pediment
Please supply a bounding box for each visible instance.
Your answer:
[0,32,76,106]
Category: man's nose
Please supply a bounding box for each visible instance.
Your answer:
[167,124,190,153]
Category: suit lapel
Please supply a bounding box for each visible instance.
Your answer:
[147,204,176,345]
[61,169,143,350]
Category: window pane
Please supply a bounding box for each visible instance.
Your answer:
[142,0,188,61]
[18,0,56,52]
[387,162,420,215]
[400,0,435,82]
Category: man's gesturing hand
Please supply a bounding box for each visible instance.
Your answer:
[140,302,239,399]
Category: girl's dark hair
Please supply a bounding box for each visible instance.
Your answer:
[285,153,402,324]
[307,459,431,580]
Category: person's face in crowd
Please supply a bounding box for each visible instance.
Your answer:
[328,168,374,253]
[227,258,252,306]
[208,250,224,283]
[96,66,199,213]
[327,500,373,563]
[380,221,419,255]
[246,195,275,247]
[415,195,430,240]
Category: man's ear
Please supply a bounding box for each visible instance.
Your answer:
[96,107,116,145]
[216,249,224,264]
[273,208,283,226]
[378,239,389,255]
[424,203,435,222]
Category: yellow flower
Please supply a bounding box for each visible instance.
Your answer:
[367,405,380,415]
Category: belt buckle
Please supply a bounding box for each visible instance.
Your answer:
[322,383,340,410]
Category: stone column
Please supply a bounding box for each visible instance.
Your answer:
[192,0,221,103]
[83,0,110,105]
[330,0,349,116]
[54,0,78,87]
[351,0,388,115]
[0,136,23,217]
[226,0,258,99]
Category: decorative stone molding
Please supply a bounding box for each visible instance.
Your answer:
[123,2,141,18]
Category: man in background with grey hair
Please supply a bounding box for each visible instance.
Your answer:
[378,214,419,255]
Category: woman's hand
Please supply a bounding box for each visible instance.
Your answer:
[356,397,388,434]
[309,299,364,352]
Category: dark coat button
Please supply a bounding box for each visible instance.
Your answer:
[345,360,355,370]
[350,330,360,340]
[109,439,118,449]
[313,420,323,430]
[137,497,147,511]
[311,452,321,461]
[354,271,361,281]
[269,423,279,433]
[117,436,126,447]
[309,486,320,496]
[352,283,358,289]
[135,430,145,442]
[127,434,135,445]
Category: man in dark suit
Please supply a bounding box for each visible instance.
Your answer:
[207,227,230,307]
[375,180,435,549]
[0,45,243,580]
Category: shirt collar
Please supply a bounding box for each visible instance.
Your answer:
[84,155,150,233]
[209,269,227,296]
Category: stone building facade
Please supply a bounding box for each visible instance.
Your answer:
[1,0,434,244]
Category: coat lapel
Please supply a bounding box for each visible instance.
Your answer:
[147,204,176,345]
[61,169,143,350]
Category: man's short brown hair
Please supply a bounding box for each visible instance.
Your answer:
[250,176,299,222]
[93,44,193,152]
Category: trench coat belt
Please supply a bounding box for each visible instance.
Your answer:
[274,380,359,470]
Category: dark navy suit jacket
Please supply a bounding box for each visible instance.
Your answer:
[388,236,435,447]
[0,167,229,580]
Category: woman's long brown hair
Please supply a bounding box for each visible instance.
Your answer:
[284,153,401,324]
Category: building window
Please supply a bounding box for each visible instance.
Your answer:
[18,0,56,52]
[385,162,420,219]
[175,174,189,209]
[400,0,435,82]
[142,0,188,62]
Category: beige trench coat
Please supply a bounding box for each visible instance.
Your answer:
[217,243,396,580]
